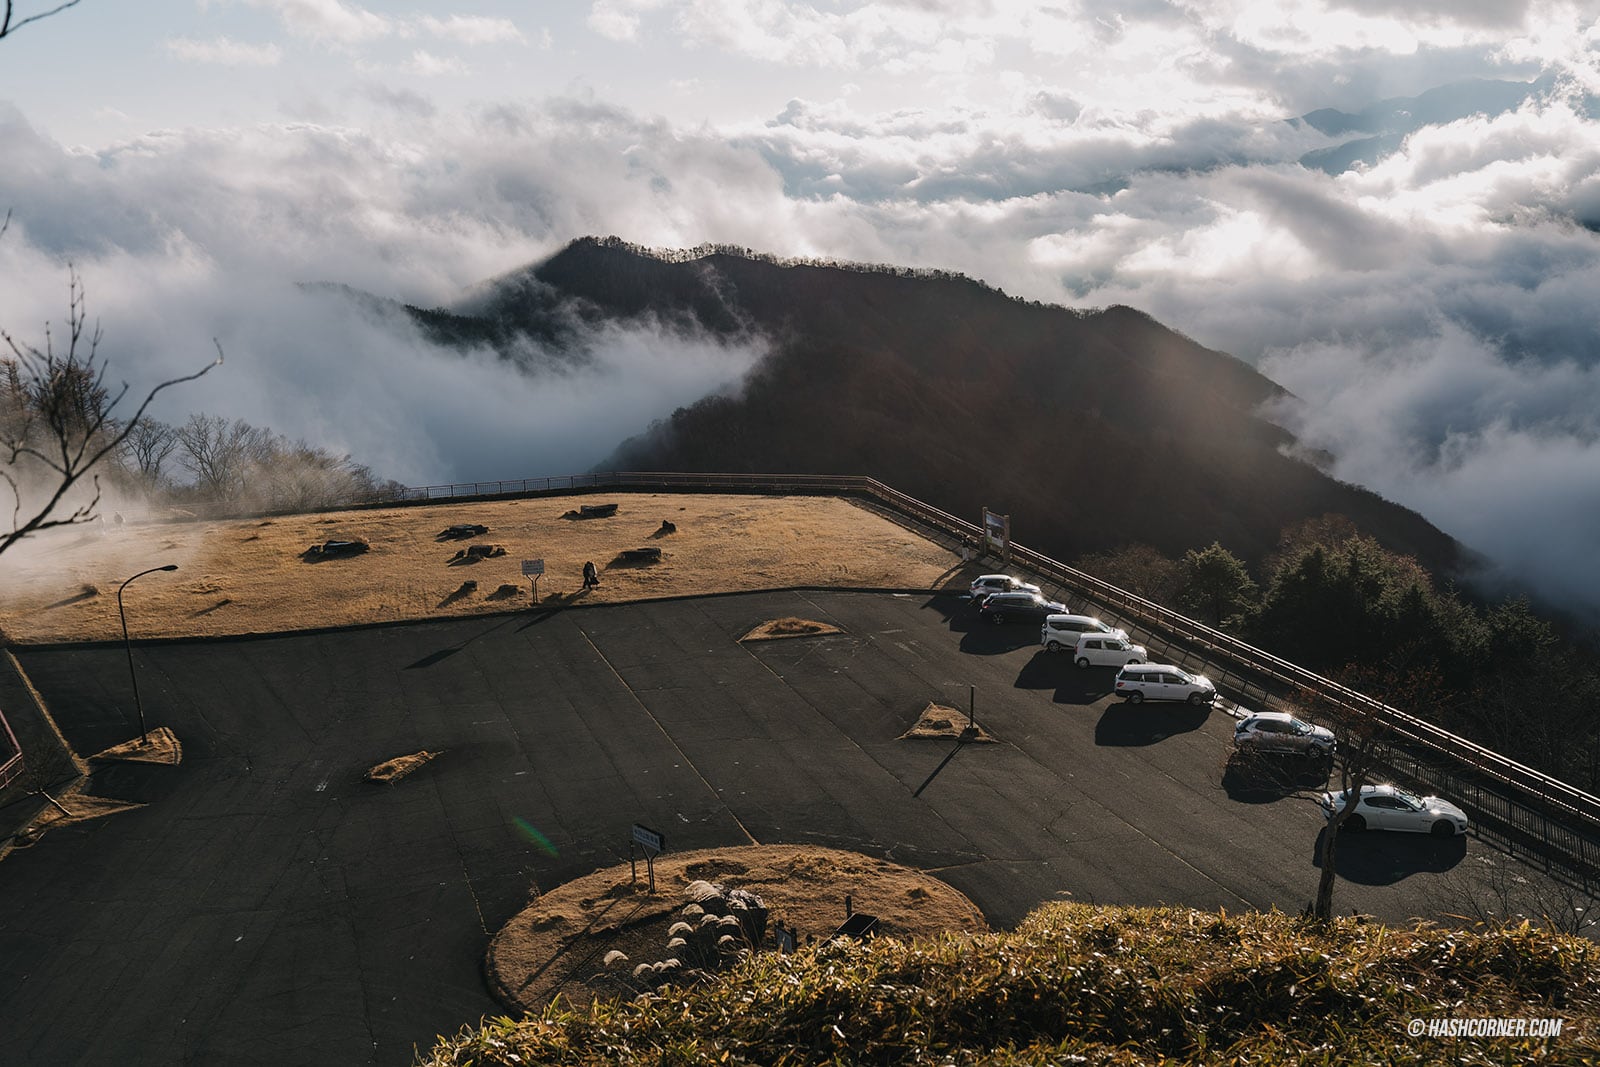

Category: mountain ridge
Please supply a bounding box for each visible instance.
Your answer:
[399,236,1466,581]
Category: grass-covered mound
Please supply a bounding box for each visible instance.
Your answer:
[423,903,1599,1066]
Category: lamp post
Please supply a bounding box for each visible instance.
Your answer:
[118,564,177,745]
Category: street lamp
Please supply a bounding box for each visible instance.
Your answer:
[118,564,177,745]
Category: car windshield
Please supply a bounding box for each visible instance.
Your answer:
[1393,788,1425,809]
[1290,719,1311,734]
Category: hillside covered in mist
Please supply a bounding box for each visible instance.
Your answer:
[404,237,1465,582]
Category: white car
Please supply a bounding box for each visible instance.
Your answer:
[969,574,1041,601]
[1321,784,1470,837]
[1072,633,1148,669]
[1113,664,1217,705]
[1233,711,1336,758]
[1040,614,1128,652]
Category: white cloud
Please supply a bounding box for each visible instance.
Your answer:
[244,0,393,43]
[414,14,525,45]
[166,35,284,67]
[405,49,467,77]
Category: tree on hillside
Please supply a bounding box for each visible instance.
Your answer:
[1071,543,1184,608]
[0,0,83,42]
[1178,541,1257,626]
[1,265,220,557]
[120,416,179,489]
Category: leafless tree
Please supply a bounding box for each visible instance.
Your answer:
[174,413,267,502]
[1430,852,1597,937]
[0,0,85,42]
[1307,660,1454,921]
[120,416,179,488]
[1,266,221,557]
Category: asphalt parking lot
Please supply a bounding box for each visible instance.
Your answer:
[0,589,1535,1065]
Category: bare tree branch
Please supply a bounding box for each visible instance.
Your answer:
[0,273,222,556]
[0,0,86,41]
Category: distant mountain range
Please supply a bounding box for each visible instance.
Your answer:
[1294,74,1599,192]
[387,237,1467,581]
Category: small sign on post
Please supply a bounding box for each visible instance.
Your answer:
[630,822,666,893]
[521,558,545,600]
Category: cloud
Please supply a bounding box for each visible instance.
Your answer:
[6,0,1600,612]
[166,35,284,67]
[403,49,467,77]
[245,0,393,44]
[414,14,524,45]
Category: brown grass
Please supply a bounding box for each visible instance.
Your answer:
[899,702,996,742]
[90,726,183,765]
[487,844,987,1013]
[1,779,144,863]
[738,616,844,641]
[0,493,963,643]
[364,750,441,784]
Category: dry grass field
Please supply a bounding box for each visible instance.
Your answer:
[0,492,965,644]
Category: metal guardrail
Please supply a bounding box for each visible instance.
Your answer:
[103,467,1600,881]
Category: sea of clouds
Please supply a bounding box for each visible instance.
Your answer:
[3,0,1599,615]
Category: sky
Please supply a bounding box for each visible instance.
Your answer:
[2,1,1600,614]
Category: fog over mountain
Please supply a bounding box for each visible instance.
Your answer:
[2,2,1600,614]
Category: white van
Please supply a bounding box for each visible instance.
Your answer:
[1039,614,1128,652]
[1073,633,1148,669]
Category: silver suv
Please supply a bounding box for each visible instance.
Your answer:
[1233,712,1335,758]
[1113,664,1216,705]
[970,574,1041,601]
[1040,614,1128,652]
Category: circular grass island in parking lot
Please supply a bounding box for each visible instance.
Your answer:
[486,844,988,1013]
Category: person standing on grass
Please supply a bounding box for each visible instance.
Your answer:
[583,561,598,588]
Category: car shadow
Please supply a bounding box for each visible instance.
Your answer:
[959,626,1039,655]
[1094,701,1211,746]
[1311,826,1469,884]
[1014,653,1115,705]
[1221,751,1332,804]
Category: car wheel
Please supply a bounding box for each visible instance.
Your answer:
[990,613,1004,625]
[1126,691,1144,704]
[1343,815,1366,833]
[1431,820,1457,837]
[1187,691,1205,706]
[1047,640,1062,652]
[1075,657,1090,669]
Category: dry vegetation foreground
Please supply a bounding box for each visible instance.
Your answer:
[0,493,962,644]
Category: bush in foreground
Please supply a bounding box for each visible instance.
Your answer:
[421,903,1600,1066]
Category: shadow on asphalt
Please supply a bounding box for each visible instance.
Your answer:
[1221,751,1333,805]
[1312,826,1468,883]
[405,614,544,670]
[918,593,970,624]
[82,759,187,806]
[1013,652,1114,705]
[1094,701,1211,746]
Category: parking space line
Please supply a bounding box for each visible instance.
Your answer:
[573,624,758,847]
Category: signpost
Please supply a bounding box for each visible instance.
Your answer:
[631,822,666,893]
[981,507,1011,563]
[521,558,545,601]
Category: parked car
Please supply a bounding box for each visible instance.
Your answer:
[1072,633,1148,668]
[978,591,1068,625]
[1040,614,1128,652]
[1113,664,1216,705]
[970,573,1042,601]
[1233,711,1336,758]
[1320,784,1470,836]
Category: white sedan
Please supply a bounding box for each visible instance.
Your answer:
[1320,784,1470,837]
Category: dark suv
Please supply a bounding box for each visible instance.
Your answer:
[978,592,1068,625]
